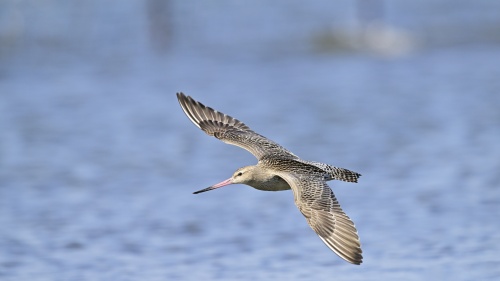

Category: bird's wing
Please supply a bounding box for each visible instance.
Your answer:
[177,93,298,160]
[276,172,363,264]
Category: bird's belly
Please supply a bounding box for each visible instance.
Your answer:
[250,176,291,191]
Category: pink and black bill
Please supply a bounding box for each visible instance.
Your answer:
[193,178,233,194]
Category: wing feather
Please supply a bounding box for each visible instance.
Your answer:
[177,93,297,160]
[276,172,363,265]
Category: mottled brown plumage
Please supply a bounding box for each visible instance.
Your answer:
[177,92,363,265]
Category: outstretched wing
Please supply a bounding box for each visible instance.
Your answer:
[277,172,363,264]
[177,93,297,160]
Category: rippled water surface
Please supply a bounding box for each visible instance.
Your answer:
[1,1,500,280]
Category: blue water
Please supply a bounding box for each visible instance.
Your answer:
[1,1,500,280]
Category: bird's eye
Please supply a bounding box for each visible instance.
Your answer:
[237,172,243,176]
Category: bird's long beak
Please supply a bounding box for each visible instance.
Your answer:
[193,178,233,194]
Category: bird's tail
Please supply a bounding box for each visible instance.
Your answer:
[324,166,361,183]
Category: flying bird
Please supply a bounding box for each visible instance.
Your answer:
[177,92,363,265]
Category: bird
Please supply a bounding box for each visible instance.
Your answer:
[176,92,363,265]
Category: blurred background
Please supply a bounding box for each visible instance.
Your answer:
[1,1,499,280]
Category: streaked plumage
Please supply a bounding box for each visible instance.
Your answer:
[177,92,363,265]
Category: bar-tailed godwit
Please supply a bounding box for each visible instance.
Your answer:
[177,93,363,265]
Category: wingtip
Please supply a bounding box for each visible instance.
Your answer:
[316,221,363,265]
[176,92,187,100]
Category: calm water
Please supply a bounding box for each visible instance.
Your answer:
[1,1,500,280]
